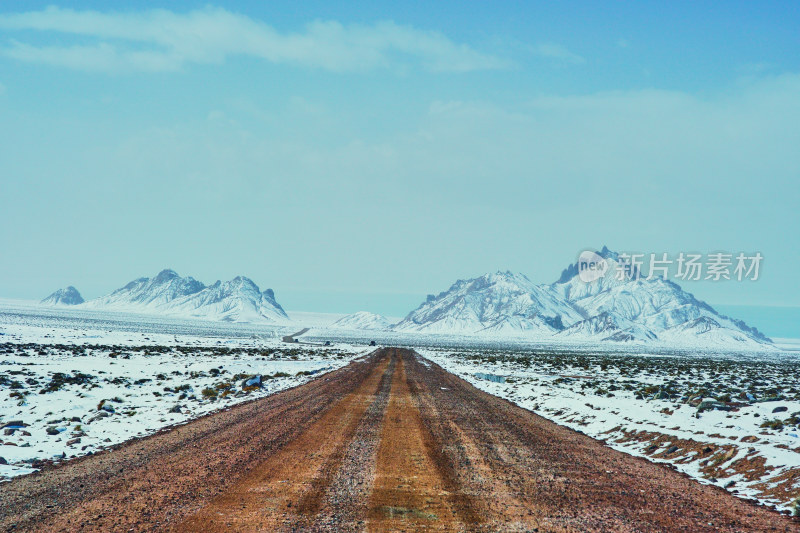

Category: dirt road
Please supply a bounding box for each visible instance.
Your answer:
[1,348,797,532]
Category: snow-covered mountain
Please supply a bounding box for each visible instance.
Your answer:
[171,276,288,323]
[41,286,84,306]
[86,269,205,309]
[81,269,288,323]
[331,311,392,330]
[553,247,771,347]
[395,248,772,348]
[393,271,584,334]
[556,312,659,343]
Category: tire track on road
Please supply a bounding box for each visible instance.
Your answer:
[367,351,482,531]
[303,349,397,532]
[172,353,394,532]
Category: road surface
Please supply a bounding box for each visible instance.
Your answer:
[1,348,797,532]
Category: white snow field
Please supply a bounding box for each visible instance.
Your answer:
[0,303,369,480]
[419,347,800,513]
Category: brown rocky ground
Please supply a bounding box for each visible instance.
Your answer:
[1,348,798,532]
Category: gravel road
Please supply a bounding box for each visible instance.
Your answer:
[1,348,797,532]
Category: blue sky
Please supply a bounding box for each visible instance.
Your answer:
[0,2,798,328]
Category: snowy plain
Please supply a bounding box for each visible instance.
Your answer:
[1,300,798,515]
[0,301,371,480]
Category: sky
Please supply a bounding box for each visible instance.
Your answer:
[0,1,798,326]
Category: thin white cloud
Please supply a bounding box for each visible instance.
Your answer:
[0,6,509,73]
[532,42,585,64]
[4,40,184,72]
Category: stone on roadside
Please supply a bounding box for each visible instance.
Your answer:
[241,375,263,389]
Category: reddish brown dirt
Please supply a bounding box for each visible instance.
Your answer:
[366,353,481,531]
[172,356,392,532]
[1,348,798,532]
